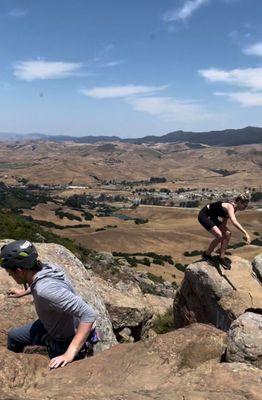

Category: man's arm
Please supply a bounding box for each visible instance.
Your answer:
[7,286,31,298]
[41,284,97,369]
[49,322,93,369]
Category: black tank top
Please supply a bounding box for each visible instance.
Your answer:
[208,201,228,218]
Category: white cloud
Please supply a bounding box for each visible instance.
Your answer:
[163,0,209,22]
[8,9,27,18]
[199,67,262,91]
[14,60,83,81]
[215,91,262,107]
[100,60,124,68]
[128,96,210,122]
[81,84,167,99]
[243,42,262,57]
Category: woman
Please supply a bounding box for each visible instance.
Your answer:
[198,193,251,269]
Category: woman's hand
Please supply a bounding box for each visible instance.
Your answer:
[7,288,27,298]
[244,232,251,245]
[49,352,74,369]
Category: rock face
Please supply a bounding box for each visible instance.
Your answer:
[226,311,262,369]
[1,323,261,400]
[253,253,262,283]
[173,256,262,331]
[1,243,262,400]
[0,240,117,350]
[93,276,173,341]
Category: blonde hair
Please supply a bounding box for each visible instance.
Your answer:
[235,191,250,205]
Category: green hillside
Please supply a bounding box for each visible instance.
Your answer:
[0,208,91,262]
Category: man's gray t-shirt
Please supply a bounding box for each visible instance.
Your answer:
[30,263,97,339]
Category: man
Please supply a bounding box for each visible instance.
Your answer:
[0,240,98,369]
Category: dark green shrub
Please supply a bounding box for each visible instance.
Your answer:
[184,250,202,257]
[134,218,148,225]
[174,263,187,272]
[251,192,262,202]
[152,308,174,334]
[251,237,262,246]
[83,211,94,221]
[147,272,165,284]
[142,257,151,266]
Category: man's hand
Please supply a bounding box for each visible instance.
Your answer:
[49,353,74,369]
[7,288,27,298]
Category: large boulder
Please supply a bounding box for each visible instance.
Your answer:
[1,323,261,400]
[253,253,262,283]
[0,323,227,399]
[93,276,173,340]
[173,256,262,331]
[226,311,262,369]
[0,240,117,350]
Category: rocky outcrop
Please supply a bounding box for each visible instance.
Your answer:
[1,242,262,400]
[226,311,262,369]
[1,323,261,400]
[253,253,262,283]
[173,256,262,331]
[93,276,173,341]
[0,240,117,350]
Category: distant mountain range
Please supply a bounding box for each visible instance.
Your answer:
[1,126,262,147]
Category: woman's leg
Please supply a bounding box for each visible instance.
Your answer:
[206,226,223,255]
[220,230,232,258]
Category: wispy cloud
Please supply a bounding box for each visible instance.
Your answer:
[81,83,210,122]
[200,66,262,107]
[99,60,125,68]
[199,67,262,91]
[128,96,210,122]
[162,0,209,22]
[215,91,262,107]
[243,42,262,57]
[81,84,167,99]
[7,9,27,18]
[14,60,84,81]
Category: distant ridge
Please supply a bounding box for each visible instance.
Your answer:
[126,126,262,147]
[1,126,262,147]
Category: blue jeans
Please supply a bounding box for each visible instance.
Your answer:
[7,319,96,359]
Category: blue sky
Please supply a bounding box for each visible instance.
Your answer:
[1,0,262,137]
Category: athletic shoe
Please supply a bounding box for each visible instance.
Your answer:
[218,257,232,270]
[202,252,220,267]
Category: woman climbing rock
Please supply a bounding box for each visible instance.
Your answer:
[198,192,251,269]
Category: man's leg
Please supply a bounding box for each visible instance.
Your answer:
[7,319,48,353]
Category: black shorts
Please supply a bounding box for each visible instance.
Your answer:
[198,206,222,232]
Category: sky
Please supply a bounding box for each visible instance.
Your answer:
[1,0,262,137]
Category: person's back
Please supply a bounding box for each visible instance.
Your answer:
[208,201,228,219]
[31,262,96,340]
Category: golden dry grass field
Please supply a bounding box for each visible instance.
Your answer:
[2,140,261,284]
[0,141,261,189]
[27,205,261,284]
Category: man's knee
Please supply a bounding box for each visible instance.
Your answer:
[7,328,25,353]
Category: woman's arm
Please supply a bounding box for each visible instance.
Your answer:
[225,204,250,243]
